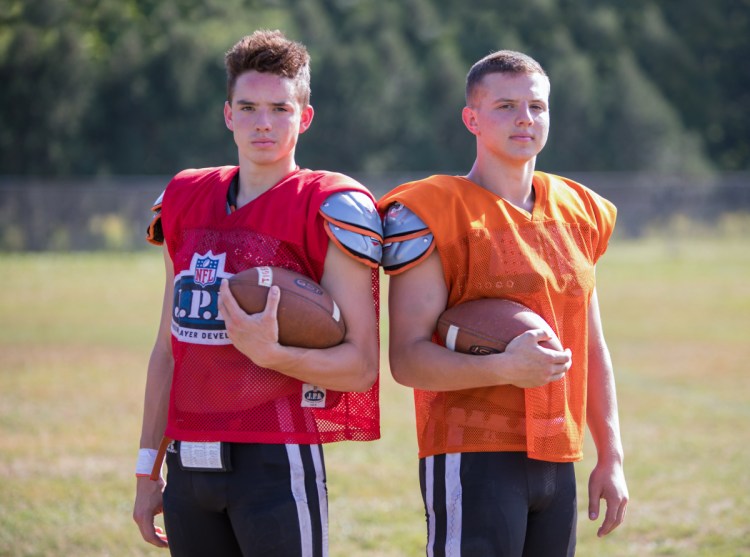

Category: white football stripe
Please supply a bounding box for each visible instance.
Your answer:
[332,301,341,322]
[257,266,273,287]
[445,325,459,351]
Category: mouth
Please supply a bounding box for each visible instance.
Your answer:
[252,137,275,147]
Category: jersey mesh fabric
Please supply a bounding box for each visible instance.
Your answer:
[379,172,615,462]
[162,166,379,444]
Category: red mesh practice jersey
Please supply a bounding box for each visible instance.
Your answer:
[160,166,380,444]
[379,172,616,462]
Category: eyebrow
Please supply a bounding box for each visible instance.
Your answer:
[234,99,293,107]
[492,97,548,106]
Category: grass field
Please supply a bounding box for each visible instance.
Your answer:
[1,236,749,556]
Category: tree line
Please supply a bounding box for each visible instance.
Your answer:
[1,0,748,177]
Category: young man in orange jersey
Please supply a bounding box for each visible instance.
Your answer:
[133,30,382,556]
[379,50,628,556]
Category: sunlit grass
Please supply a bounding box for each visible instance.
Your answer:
[1,237,749,556]
[574,236,750,556]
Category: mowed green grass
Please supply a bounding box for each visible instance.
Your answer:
[1,238,748,556]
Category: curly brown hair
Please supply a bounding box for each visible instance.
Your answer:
[465,50,548,106]
[224,30,311,105]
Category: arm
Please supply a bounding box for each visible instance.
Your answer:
[586,287,629,537]
[387,250,571,390]
[132,245,173,548]
[218,242,379,392]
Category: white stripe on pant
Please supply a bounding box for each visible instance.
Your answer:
[286,444,329,557]
[425,453,463,557]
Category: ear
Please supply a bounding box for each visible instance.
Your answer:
[461,106,479,136]
[299,105,314,134]
[223,101,234,131]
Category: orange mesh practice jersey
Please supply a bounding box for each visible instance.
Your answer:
[379,172,616,462]
[161,166,380,445]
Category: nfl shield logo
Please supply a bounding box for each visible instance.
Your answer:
[194,255,220,287]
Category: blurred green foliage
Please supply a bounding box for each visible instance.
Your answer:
[1,0,748,176]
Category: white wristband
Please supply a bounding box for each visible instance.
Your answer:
[136,448,158,476]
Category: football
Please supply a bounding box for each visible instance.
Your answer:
[436,298,562,355]
[228,266,346,349]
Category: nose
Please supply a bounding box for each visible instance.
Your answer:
[516,103,533,126]
[255,110,272,131]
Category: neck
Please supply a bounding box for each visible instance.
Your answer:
[235,157,297,208]
[465,155,536,212]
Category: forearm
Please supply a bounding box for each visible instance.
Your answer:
[255,338,378,392]
[587,363,624,464]
[586,291,624,463]
[587,376,623,463]
[389,337,506,391]
[139,346,173,449]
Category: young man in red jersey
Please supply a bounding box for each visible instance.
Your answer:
[133,30,382,556]
[379,50,628,556]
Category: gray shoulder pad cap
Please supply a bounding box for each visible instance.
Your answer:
[381,203,434,272]
[383,202,428,239]
[320,191,383,238]
[328,226,383,266]
[382,233,434,272]
[320,190,383,266]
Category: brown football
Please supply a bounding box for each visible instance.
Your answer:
[436,298,562,355]
[228,266,345,349]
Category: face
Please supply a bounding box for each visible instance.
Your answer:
[224,70,314,168]
[462,72,550,165]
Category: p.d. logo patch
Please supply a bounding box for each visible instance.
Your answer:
[172,251,231,345]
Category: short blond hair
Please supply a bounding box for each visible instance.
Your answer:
[466,50,548,106]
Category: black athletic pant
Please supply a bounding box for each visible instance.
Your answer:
[163,442,327,557]
[420,451,577,557]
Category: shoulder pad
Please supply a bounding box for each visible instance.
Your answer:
[321,191,383,237]
[146,190,165,246]
[320,191,383,268]
[383,202,428,240]
[381,202,435,273]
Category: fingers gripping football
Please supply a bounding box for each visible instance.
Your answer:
[503,329,572,388]
[219,279,282,368]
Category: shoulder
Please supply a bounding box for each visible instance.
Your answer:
[162,167,237,204]
[312,171,382,268]
[168,166,237,189]
[298,169,371,196]
[538,172,617,258]
[538,171,617,223]
[147,167,231,246]
[379,175,463,209]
